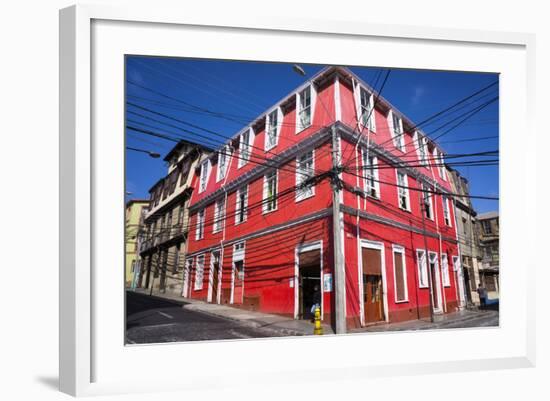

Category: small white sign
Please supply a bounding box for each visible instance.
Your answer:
[290,278,294,288]
[323,274,332,292]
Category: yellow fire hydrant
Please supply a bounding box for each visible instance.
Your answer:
[313,306,323,335]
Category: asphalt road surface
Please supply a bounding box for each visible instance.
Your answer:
[126,291,280,344]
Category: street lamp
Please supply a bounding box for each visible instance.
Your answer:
[126,146,161,158]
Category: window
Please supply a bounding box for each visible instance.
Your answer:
[238,129,252,168]
[416,132,428,165]
[235,185,248,224]
[482,220,492,235]
[392,245,408,302]
[389,111,405,151]
[263,170,278,213]
[396,171,410,211]
[216,146,229,182]
[195,209,205,240]
[434,149,447,181]
[443,196,452,226]
[199,160,210,193]
[416,250,429,288]
[422,183,433,220]
[297,86,312,132]
[177,204,185,226]
[296,150,315,201]
[265,109,280,150]
[173,244,180,274]
[359,87,376,131]
[441,253,450,287]
[362,151,380,198]
[194,255,205,290]
[213,198,225,233]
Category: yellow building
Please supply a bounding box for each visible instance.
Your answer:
[125,200,149,288]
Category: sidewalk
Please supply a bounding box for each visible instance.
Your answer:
[130,288,334,337]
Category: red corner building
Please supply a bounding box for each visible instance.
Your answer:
[183,66,465,330]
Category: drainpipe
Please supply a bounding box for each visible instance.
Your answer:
[430,166,446,313]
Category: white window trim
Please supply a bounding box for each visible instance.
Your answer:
[415,132,428,165]
[262,169,278,214]
[295,84,316,134]
[422,183,434,221]
[237,128,253,169]
[194,255,205,291]
[441,253,451,287]
[216,146,230,183]
[295,149,315,202]
[416,249,429,289]
[265,107,282,151]
[395,170,411,211]
[443,196,452,227]
[388,110,405,152]
[234,185,248,225]
[362,151,380,199]
[354,84,377,132]
[195,209,205,240]
[392,244,409,303]
[213,198,225,233]
[198,160,211,193]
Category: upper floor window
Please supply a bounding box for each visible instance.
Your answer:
[177,203,185,227]
[416,132,428,165]
[263,170,278,213]
[297,86,313,132]
[481,220,492,235]
[422,183,433,220]
[442,196,452,226]
[213,198,225,233]
[359,87,376,131]
[216,146,230,182]
[265,108,280,150]
[235,185,248,225]
[389,111,405,151]
[296,150,315,201]
[434,149,447,181]
[199,160,210,193]
[195,209,205,240]
[362,151,380,199]
[238,129,252,168]
[396,171,410,211]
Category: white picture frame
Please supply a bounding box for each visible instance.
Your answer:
[59,4,536,397]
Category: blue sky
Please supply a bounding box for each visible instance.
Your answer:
[125,57,499,213]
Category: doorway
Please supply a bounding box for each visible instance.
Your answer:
[210,251,221,304]
[453,256,466,309]
[428,252,443,313]
[361,245,385,324]
[295,242,322,320]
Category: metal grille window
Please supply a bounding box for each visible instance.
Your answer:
[296,150,314,201]
[443,196,452,226]
[238,129,251,167]
[297,86,312,131]
[416,249,429,288]
[359,87,376,131]
[263,170,278,213]
[390,112,405,151]
[396,171,410,211]
[235,185,248,224]
[194,255,205,290]
[195,209,205,240]
[362,152,380,198]
[441,253,450,287]
[266,109,279,150]
[422,183,433,219]
[213,198,225,233]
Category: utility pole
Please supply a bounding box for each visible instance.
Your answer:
[419,195,435,323]
[331,125,346,334]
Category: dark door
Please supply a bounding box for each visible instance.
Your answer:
[233,261,244,304]
[298,249,321,320]
[429,259,440,310]
[211,253,220,303]
[362,247,385,323]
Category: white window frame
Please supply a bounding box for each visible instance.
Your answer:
[213,198,225,233]
[396,170,411,211]
[392,244,409,303]
[195,209,205,240]
[238,128,253,168]
[198,159,211,193]
[263,169,278,213]
[388,110,405,151]
[442,195,452,227]
[216,145,230,182]
[362,150,380,199]
[296,85,316,133]
[434,148,447,181]
[194,255,205,291]
[265,108,282,150]
[415,132,428,165]
[422,183,434,220]
[295,149,315,202]
[441,253,451,287]
[235,185,248,225]
[416,249,429,288]
[355,85,376,132]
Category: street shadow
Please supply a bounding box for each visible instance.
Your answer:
[35,376,58,391]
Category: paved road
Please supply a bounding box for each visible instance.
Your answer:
[126,291,281,344]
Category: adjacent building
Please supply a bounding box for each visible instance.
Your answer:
[125,199,149,288]
[138,140,212,297]
[447,168,482,306]
[477,211,500,299]
[183,66,465,330]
